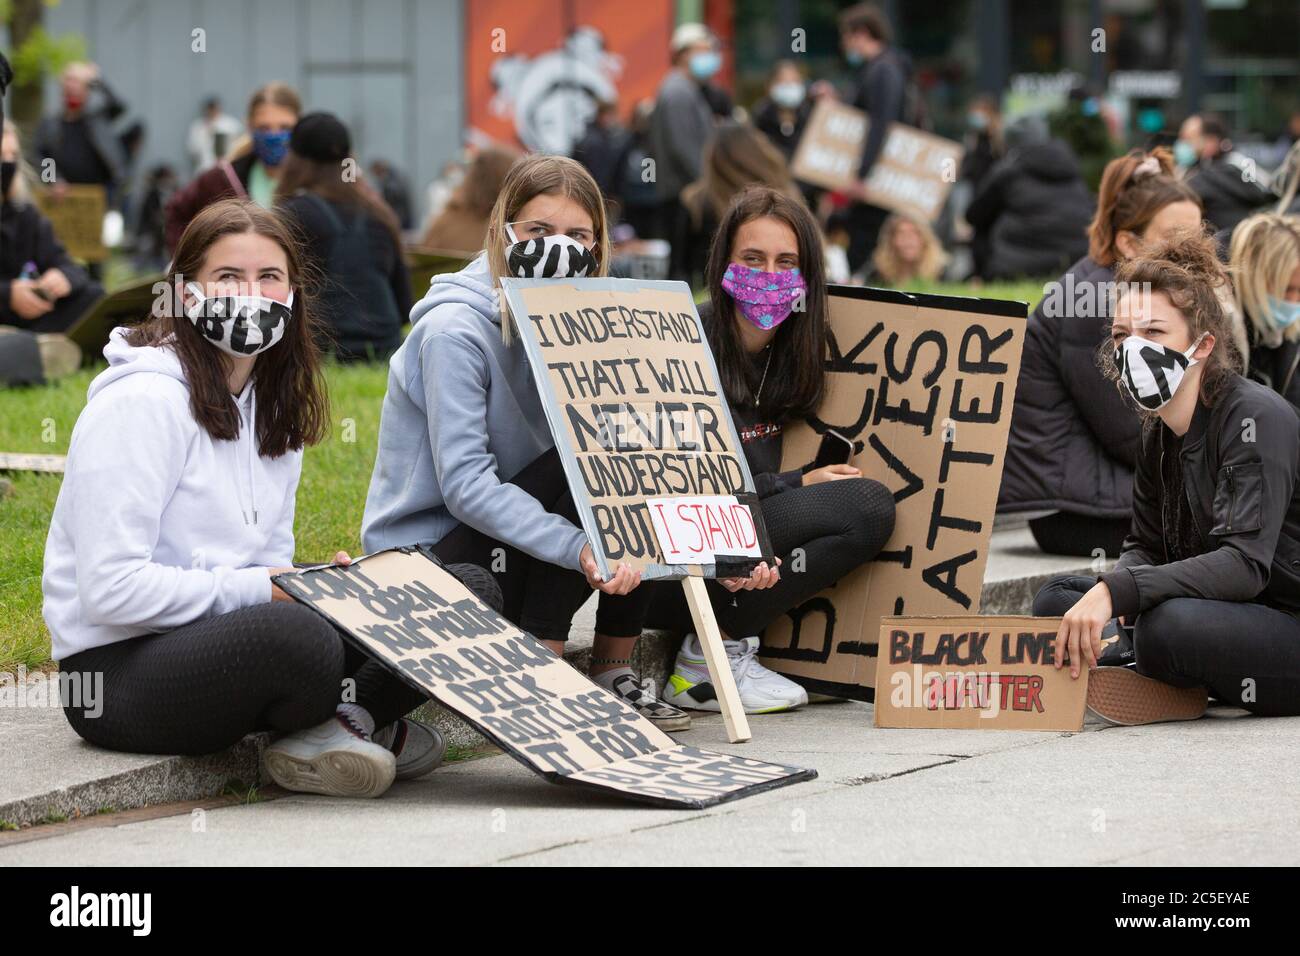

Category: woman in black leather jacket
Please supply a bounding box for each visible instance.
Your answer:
[1034,231,1300,725]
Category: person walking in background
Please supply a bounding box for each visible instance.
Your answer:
[1230,213,1300,409]
[165,82,302,251]
[834,2,919,273]
[648,22,723,280]
[421,145,520,252]
[572,99,631,198]
[867,212,947,285]
[187,96,242,174]
[1176,113,1273,233]
[275,113,411,363]
[680,121,804,288]
[958,94,1005,278]
[998,147,1202,557]
[964,115,1094,280]
[34,62,129,207]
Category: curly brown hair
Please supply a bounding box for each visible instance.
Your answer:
[1100,228,1242,410]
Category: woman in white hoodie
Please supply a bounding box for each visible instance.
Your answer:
[44,198,491,799]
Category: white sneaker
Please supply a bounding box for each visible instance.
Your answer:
[264,713,396,798]
[373,717,447,780]
[664,634,809,714]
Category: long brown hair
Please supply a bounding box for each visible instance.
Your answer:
[274,151,403,250]
[125,199,329,458]
[1103,228,1241,409]
[681,121,803,229]
[706,185,829,421]
[1088,147,1201,267]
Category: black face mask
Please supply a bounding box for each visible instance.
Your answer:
[0,161,15,199]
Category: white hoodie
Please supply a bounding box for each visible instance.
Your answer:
[43,329,302,660]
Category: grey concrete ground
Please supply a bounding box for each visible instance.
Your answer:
[3,699,1292,866]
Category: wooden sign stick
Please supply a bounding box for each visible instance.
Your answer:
[681,577,751,743]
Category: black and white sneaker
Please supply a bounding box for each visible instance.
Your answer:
[264,712,396,798]
[606,673,692,732]
[373,717,447,780]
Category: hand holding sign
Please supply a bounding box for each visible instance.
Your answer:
[579,543,643,595]
[719,558,781,593]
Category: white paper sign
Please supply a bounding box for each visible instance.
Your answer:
[646,495,763,564]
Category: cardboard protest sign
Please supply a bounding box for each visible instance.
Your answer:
[790,99,964,223]
[874,616,1087,731]
[32,185,108,262]
[759,285,1026,700]
[63,273,158,357]
[275,548,815,808]
[0,452,66,474]
[500,277,774,580]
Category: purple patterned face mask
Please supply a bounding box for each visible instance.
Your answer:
[721,264,806,331]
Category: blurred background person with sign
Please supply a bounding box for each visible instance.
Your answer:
[827,2,922,274]
[866,212,948,286]
[1,120,101,385]
[275,112,410,362]
[1230,213,1300,409]
[998,148,1202,558]
[45,199,465,798]
[963,115,1094,282]
[165,82,302,252]
[363,155,708,731]
[649,186,896,715]
[1034,231,1300,726]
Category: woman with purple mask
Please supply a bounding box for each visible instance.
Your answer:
[649,186,896,714]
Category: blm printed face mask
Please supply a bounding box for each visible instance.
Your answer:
[1115,332,1206,410]
[504,223,598,279]
[185,283,294,357]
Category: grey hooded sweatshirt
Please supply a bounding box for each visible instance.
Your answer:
[360,254,587,570]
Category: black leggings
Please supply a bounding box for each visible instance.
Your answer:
[648,478,896,638]
[1029,511,1129,559]
[1034,574,1300,717]
[59,563,502,756]
[429,449,653,643]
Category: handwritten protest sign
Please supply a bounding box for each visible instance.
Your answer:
[759,285,1026,700]
[500,277,774,581]
[32,184,108,262]
[275,548,814,808]
[790,99,964,223]
[874,616,1086,731]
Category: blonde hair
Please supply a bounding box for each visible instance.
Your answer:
[1230,212,1300,345]
[485,154,611,344]
[1,119,32,204]
[872,213,947,284]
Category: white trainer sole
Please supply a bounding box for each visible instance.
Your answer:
[264,744,396,799]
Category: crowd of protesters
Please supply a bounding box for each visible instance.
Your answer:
[4,4,1300,791]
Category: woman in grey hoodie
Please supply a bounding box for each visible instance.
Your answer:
[364,155,729,731]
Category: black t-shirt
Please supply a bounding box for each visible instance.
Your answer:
[51,118,112,185]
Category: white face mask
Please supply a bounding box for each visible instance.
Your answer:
[504,223,597,279]
[1115,332,1206,410]
[185,283,294,357]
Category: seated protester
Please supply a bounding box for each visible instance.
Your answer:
[0,119,103,339]
[648,186,897,714]
[45,198,477,799]
[680,121,804,290]
[751,60,814,163]
[361,155,779,730]
[1229,213,1300,408]
[1176,113,1273,235]
[964,115,1094,281]
[866,212,948,286]
[1035,231,1300,724]
[420,144,519,253]
[998,148,1202,558]
[276,112,412,362]
[164,82,302,252]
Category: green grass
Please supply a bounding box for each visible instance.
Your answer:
[0,274,1046,672]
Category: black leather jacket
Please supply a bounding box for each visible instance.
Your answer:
[1102,374,1300,617]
